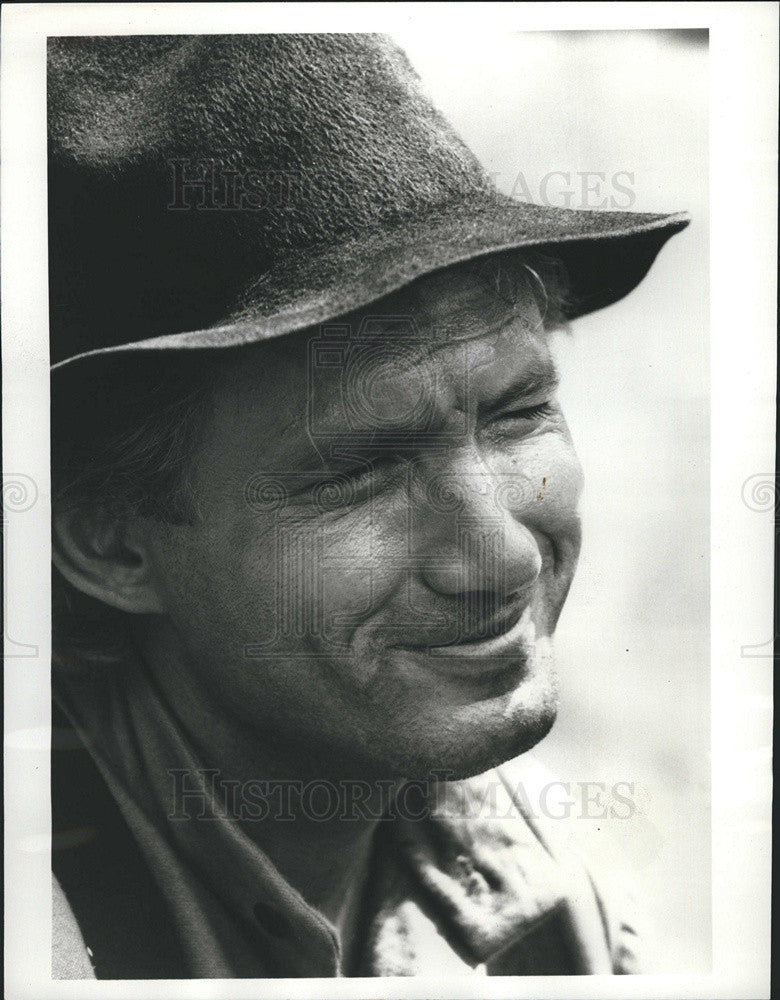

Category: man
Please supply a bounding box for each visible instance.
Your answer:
[48,34,688,978]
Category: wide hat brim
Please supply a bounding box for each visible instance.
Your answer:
[52,197,688,370]
[49,34,689,370]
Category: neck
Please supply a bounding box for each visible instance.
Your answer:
[132,618,395,939]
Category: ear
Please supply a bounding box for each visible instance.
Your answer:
[52,506,165,614]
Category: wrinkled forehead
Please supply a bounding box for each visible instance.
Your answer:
[389,254,549,347]
[202,259,558,463]
[222,256,550,391]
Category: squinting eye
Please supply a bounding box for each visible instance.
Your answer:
[341,454,398,485]
[318,454,408,505]
[497,401,556,423]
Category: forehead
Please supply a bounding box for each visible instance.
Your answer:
[207,260,556,459]
[392,255,547,342]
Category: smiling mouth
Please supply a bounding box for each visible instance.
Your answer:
[428,602,525,650]
[393,604,538,679]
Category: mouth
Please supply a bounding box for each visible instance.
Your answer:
[392,604,538,680]
[428,601,526,650]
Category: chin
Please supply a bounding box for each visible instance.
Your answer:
[373,668,560,782]
[430,700,558,782]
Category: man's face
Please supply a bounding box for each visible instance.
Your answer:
[141,261,583,779]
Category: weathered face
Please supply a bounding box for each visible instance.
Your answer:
[141,261,583,779]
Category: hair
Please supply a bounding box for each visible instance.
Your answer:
[51,251,571,668]
[51,350,220,668]
[52,351,214,525]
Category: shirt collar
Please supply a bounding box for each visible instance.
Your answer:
[54,655,604,976]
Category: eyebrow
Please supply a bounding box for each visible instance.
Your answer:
[318,414,451,447]
[478,358,561,416]
[305,362,562,455]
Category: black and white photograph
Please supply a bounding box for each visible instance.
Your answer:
[2,4,775,998]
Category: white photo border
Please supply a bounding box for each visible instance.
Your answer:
[3,3,775,999]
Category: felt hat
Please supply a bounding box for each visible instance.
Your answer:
[48,33,689,370]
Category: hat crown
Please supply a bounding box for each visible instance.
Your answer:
[48,34,688,368]
[48,34,499,362]
[49,34,491,235]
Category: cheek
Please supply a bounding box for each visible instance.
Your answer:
[499,430,583,529]
[497,432,583,623]
[316,497,412,640]
[147,514,280,657]
[160,501,408,653]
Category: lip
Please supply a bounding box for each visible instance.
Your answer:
[392,605,537,679]
[428,601,525,651]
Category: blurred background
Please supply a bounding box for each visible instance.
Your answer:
[395,30,710,972]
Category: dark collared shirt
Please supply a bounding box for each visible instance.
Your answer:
[52,656,642,978]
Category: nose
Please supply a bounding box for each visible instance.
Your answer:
[416,449,543,603]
